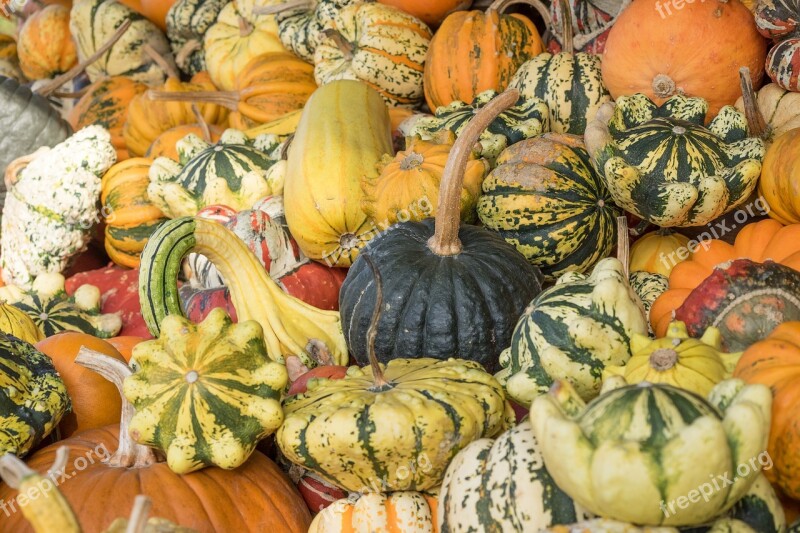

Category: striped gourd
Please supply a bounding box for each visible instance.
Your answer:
[148,129,284,218]
[584,94,765,227]
[531,379,773,527]
[410,89,550,160]
[477,133,619,281]
[0,333,70,457]
[309,492,438,532]
[628,270,668,331]
[274,0,357,63]
[166,0,228,76]
[313,2,432,107]
[496,257,647,405]
[0,304,43,344]
[123,308,287,474]
[439,419,592,532]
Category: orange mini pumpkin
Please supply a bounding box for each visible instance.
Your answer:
[146,122,225,160]
[17,4,78,80]
[759,127,800,224]
[378,0,472,26]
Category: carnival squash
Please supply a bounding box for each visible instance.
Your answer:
[166,0,227,76]
[755,0,800,91]
[266,0,357,63]
[545,0,626,54]
[735,69,800,147]
[309,492,439,532]
[17,4,77,80]
[0,304,43,344]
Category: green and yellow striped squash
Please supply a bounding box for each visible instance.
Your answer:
[531,379,773,527]
[313,2,432,107]
[0,303,44,344]
[0,333,70,457]
[496,257,648,405]
[138,216,348,367]
[277,357,514,493]
[166,0,228,76]
[123,308,287,474]
[628,270,668,332]
[584,94,765,227]
[283,80,393,267]
[477,133,619,281]
[438,418,593,532]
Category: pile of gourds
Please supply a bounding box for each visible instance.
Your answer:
[1,0,800,531]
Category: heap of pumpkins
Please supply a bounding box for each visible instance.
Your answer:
[1,0,800,531]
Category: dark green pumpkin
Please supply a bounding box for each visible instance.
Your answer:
[339,90,543,373]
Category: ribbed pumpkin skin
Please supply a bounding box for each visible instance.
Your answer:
[67,76,147,161]
[629,229,691,277]
[438,419,591,532]
[735,83,800,146]
[340,219,543,371]
[0,426,312,533]
[166,0,227,76]
[17,5,77,80]
[101,158,168,269]
[314,2,432,107]
[145,123,225,160]
[0,35,24,82]
[423,7,544,110]
[0,334,69,457]
[0,304,44,344]
[378,0,472,26]
[310,492,438,532]
[477,133,619,280]
[760,127,800,224]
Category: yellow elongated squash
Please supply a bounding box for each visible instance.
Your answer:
[284,80,393,267]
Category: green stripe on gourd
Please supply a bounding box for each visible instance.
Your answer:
[629,271,668,331]
[166,0,227,76]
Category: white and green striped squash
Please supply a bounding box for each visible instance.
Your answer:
[496,257,647,405]
[410,89,550,161]
[584,94,765,227]
[477,133,620,281]
[148,129,285,218]
[123,307,288,474]
[438,418,593,532]
[530,378,773,527]
[166,0,228,76]
[629,270,668,334]
[276,0,357,62]
[0,333,70,457]
[70,0,176,85]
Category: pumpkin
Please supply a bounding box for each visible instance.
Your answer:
[284,80,393,267]
[361,133,488,229]
[137,0,178,31]
[600,0,767,119]
[410,89,550,161]
[124,308,287,474]
[17,4,77,80]
[203,0,286,92]
[509,0,611,135]
[309,492,439,532]
[0,350,312,533]
[629,228,691,277]
[107,336,144,362]
[649,218,800,336]
[734,321,800,500]
[101,158,168,269]
[584,94,765,227]
[530,378,772,526]
[67,76,147,162]
[378,0,470,26]
[278,259,513,492]
[759,127,800,224]
[477,132,620,280]
[438,418,592,531]
[313,2,432,107]
[0,333,70,457]
[755,0,800,91]
[422,0,546,111]
[0,34,24,82]
[148,129,283,218]
[734,69,800,147]
[265,0,357,63]
[36,332,126,438]
[339,90,544,372]
[70,0,176,85]
[146,123,225,160]
[166,0,227,76]
[0,304,44,344]
[628,270,668,331]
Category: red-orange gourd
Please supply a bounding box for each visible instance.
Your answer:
[16,4,77,80]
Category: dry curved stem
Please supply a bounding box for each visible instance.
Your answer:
[51,89,89,99]
[320,29,354,59]
[147,89,241,110]
[739,66,770,140]
[75,347,158,469]
[428,89,520,256]
[362,255,389,389]
[238,15,254,37]
[142,43,180,81]
[191,103,212,143]
[617,215,630,278]
[4,147,47,190]
[254,0,314,15]
[0,450,39,489]
[126,495,153,533]
[488,0,551,31]
[175,39,202,67]
[556,0,574,55]
[37,19,132,97]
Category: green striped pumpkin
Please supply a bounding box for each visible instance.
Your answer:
[496,257,648,405]
[0,333,70,457]
[148,129,284,218]
[409,89,550,160]
[166,0,228,76]
[584,94,765,227]
[123,307,288,474]
[438,419,593,532]
[477,133,619,281]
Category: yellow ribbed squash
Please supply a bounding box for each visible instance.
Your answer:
[0,304,44,344]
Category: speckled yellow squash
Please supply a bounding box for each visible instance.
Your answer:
[0,303,44,344]
[123,308,287,474]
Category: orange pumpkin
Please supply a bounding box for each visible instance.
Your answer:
[734,321,800,499]
[423,0,546,110]
[35,332,126,438]
[378,0,472,26]
[137,0,177,31]
[16,4,77,80]
[759,127,800,224]
[601,0,767,119]
[106,335,144,362]
[629,228,691,277]
[146,123,225,161]
[650,219,800,335]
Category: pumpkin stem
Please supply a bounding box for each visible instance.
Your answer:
[146,89,241,111]
[51,89,89,99]
[556,0,574,55]
[428,89,520,256]
[320,29,354,59]
[126,495,153,533]
[141,44,180,81]
[175,39,202,68]
[254,0,314,15]
[399,151,425,170]
[362,255,390,389]
[191,103,212,143]
[46,446,70,481]
[616,215,630,278]
[36,19,133,97]
[650,348,679,371]
[738,67,770,140]
[652,74,677,99]
[238,16,254,37]
[488,0,551,29]
[75,347,159,469]
[0,452,37,489]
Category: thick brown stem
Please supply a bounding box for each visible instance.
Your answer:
[320,29,354,59]
[36,19,132,97]
[142,43,180,80]
[488,0,551,31]
[126,495,153,533]
[75,348,158,469]
[739,67,770,140]
[51,89,89,99]
[254,0,314,15]
[238,16,254,37]
[191,103,212,143]
[147,89,241,110]
[428,89,520,256]
[362,255,389,389]
[556,0,574,54]
[175,39,202,67]
[617,215,629,278]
